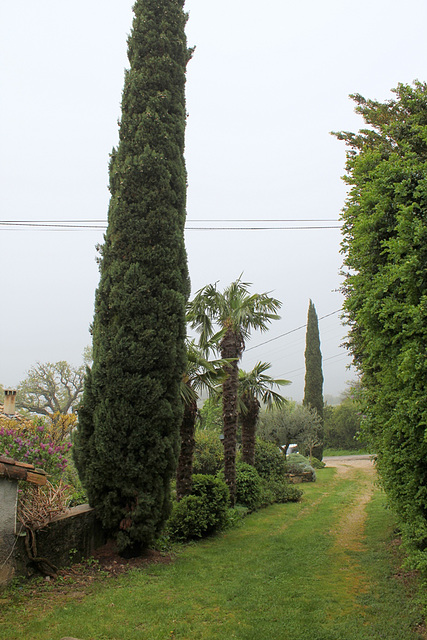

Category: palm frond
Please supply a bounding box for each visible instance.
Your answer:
[238,362,290,409]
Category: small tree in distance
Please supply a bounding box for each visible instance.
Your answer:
[258,403,322,457]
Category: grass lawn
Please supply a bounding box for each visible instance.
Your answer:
[0,465,425,639]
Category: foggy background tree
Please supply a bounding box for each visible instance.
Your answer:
[74,0,192,555]
[16,360,86,416]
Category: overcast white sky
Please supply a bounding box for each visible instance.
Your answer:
[1,0,426,401]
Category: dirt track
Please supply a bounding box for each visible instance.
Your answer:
[323,454,375,472]
[323,454,376,552]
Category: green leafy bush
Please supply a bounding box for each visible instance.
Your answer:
[191,474,229,531]
[258,479,276,507]
[193,430,224,475]
[167,495,209,541]
[167,474,229,541]
[235,462,263,511]
[254,438,287,480]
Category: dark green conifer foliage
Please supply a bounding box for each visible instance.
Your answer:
[73,0,191,555]
[302,300,324,459]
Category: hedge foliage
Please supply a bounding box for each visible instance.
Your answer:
[335,82,427,565]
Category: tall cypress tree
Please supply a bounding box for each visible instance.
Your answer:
[73,0,191,556]
[303,300,324,459]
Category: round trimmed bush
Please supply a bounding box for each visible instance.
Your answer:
[167,474,229,541]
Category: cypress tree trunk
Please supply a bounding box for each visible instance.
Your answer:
[303,300,324,460]
[220,328,243,506]
[73,0,191,556]
[176,395,197,500]
[241,394,260,466]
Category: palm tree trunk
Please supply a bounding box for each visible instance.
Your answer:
[241,395,260,466]
[221,328,242,506]
[176,396,197,500]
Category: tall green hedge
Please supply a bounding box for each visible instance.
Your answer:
[335,82,427,566]
[74,0,191,556]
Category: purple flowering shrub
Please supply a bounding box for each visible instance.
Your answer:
[0,420,71,482]
[0,414,88,527]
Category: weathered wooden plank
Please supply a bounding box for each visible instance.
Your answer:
[0,464,27,481]
[13,461,35,470]
[26,471,47,486]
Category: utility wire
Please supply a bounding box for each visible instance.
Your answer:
[0,218,340,223]
[276,352,352,380]
[246,309,342,352]
[0,218,342,231]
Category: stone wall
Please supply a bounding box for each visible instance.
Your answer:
[1,497,106,587]
[0,478,18,586]
[14,505,106,580]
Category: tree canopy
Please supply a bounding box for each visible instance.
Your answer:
[258,403,322,456]
[334,81,427,566]
[16,361,85,416]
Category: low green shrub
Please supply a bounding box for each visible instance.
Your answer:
[167,474,229,541]
[235,462,263,511]
[167,495,209,541]
[268,479,303,503]
[254,438,287,480]
[310,457,326,469]
[193,430,224,475]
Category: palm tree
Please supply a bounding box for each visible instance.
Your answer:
[176,340,227,500]
[187,277,281,504]
[238,362,289,466]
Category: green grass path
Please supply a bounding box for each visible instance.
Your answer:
[1,463,425,639]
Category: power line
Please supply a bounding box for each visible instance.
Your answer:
[0,218,342,231]
[276,352,352,380]
[246,309,342,352]
[0,218,340,223]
